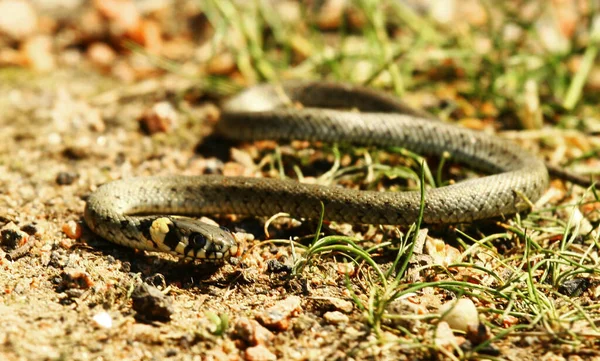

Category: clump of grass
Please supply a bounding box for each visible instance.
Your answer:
[205,312,230,337]
[288,161,426,337]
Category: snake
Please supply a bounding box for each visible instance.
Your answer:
[84,81,550,261]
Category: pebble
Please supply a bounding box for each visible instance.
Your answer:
[435,321,459,349]
[465,322,492,346]
[540,352,567,361]
[58,268,94,291]
[133,19,162,54]
[425,237,462,266]
[325,297,353,313]
[20,223,39,235]
[1,224,28,251]
[21,35,56,72]
[131,283,174,322]
[92,311,113,329]
[274,1,301,24]
[233,317,274,346]
[323,311,349,324]
[87,42,117,69]
[384,297,427,332]
[244,345,277,361]
[230,148,256,169]
[535,7,570,54]
[439,298,479,332]
[206,52,236,75]
[558,277,590,297]
[0,0,38,40]
[56,171,78,185]
[94,0,140,36]
[48,250,69,268]
[335,262,355,276]
[62,220,82,240]
[256,296,302,331]
[266,259,291,274]
[315,0,346,30]
[138,101,178,134]
[291,314,314,334]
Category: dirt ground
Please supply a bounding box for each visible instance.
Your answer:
[0,67,416,361]
[0,67,504,361]
[2,1,600,361]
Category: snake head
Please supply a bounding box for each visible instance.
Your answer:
[149,217,239,260]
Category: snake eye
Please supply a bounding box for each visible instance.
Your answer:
[189,233,207,248]
[219,226,231,233]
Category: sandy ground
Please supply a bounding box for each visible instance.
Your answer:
[1,2,600,360]
[2,66,595,361]
[1,68,414,361]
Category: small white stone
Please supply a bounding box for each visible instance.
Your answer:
[435,321,458,348]
[324,311,349,324]
[0,0,38,40]
[439,298,478,332]
[327,297,354,313]
[92,311,113,329]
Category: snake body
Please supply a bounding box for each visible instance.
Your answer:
[84,82,549,260]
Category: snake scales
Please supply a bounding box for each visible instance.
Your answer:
[84,81,549,260]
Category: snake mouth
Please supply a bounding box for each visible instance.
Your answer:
[192,233,242,261]
[178,244,239,262]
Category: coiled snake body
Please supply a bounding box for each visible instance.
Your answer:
[84,82,549,260]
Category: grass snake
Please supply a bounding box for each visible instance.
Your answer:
[84,81,550,260]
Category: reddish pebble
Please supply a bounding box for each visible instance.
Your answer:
[206,52,236,75]
[129,19,162,54]
[87,42,116,69]
[233,317,274,346]
[138,102,178,134]
[316,0,346,30]
[256,296,302,331]
[60,268,94,290]
[62,220,82,239]
[244,345,276,361]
